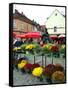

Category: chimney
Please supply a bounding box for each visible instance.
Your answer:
[15,9,19,14]
[21,12,23,15]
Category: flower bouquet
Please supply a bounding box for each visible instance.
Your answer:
[32,67,43,81]
[51,71,65,83]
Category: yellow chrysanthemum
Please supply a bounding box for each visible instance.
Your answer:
[61,45,65,49]
[43,44,52,50]
[32,67,43,77]
[25,44,35,50]
[18,60,27,69]
[13,47,21,51]
[21,60,28,63]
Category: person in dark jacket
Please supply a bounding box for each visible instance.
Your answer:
[14,38,23,47]
[41,28,50,44]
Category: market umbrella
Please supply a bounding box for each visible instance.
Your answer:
[58,35,65,38]
[13,32,17,37]
[25,32,41,38]
[16,34,26,38]
[50,35,57,40]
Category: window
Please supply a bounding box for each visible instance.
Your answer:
[55,13,57,16]
[19,24,24,31]
[21,24,24,30]
[13,20,16,28]
[54,26,57,32]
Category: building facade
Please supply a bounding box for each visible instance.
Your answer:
[13,10,38,34]
[45,9,65,36]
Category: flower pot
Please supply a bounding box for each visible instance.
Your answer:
[45,77,52,84]
[25,69,32,74]
[37,76,43,82]
[21,69,26,73]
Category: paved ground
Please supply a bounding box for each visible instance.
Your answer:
[13,54,65,86]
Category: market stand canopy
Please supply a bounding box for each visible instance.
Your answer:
[13,32,41,38]
[58,35,65,38]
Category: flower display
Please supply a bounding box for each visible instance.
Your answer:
[55,64,64,72]
[32,67,43,77]
[51,45,59,53]
[31,63,40,70]
[52,71,65,83]
[43,64,55,77]
[18,60,28,69]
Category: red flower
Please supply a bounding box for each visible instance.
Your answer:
[24,63,33,70]
[51,46,59,52]
[32,63,40,70]
[55,64,64,71]
[43,64,55,77]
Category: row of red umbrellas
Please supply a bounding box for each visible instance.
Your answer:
[13,32,65,39]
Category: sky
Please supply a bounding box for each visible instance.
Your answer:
[13,4,65,25]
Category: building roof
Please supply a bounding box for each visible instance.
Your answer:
[46,9,65,22]
[13,9,37,26]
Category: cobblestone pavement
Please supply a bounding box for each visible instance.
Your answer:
[13,55,65,86]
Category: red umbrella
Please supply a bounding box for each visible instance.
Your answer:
[13,32,41,38]
[50,35,57,40]
[25,32,41,38]
[13,32,17,38]
[16,34,26,38]
[58,35,65,38]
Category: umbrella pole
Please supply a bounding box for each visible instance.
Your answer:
[52,53,53,64]
[42,54,44,67]
[34,55,35,64]
[45,55,46,67]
